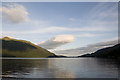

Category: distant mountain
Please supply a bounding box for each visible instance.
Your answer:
[48,55,67,58]
[1,37,55,58]
[79,54,94,57]
[80,43,120,59]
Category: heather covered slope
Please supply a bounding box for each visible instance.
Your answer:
[1,37,55,58]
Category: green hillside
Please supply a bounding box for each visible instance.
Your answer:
[1,37,55,58]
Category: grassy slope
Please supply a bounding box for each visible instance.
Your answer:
[1,38,55,58]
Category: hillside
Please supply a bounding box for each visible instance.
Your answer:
[80,43,120,59]
[92,43,120,58]
[1,37,55,58]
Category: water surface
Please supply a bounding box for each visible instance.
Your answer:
[2,58,118,78]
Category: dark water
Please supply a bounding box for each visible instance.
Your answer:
[1,58,119,78]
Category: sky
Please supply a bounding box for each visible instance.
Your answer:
[1,2,118,56]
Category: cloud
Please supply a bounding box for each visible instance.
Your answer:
[2,3,117,36]
[69,18,76,22]
[38,35,75,49]
[3,25,116,35]
[54,39,118,56]
[1,3,29,24]
[75,33,96,37]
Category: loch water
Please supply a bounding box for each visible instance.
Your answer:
[1,58,119,79]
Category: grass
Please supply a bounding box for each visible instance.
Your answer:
[1,38,55,58]
[2,49,54,58]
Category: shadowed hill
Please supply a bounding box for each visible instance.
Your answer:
[80,43,120,59]
[2,39,37,51]
[92,43,120,58]
[1,37,55,58]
